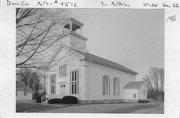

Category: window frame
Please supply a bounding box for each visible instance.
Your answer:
[113,77,120,96]
[70,69,79,94]
[102,75,110,96]
[59,64,67,77]
[50,74,56,94]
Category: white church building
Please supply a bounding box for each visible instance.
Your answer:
[44,18,147,103]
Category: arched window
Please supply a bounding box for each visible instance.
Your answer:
[70,70,79,94]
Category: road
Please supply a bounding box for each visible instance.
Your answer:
[37,102,164,113]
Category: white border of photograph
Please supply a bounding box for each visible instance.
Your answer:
[0,0,180,118]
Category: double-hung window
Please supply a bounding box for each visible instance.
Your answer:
[50,74,56,94]
[59,65,67,77]
[102,75,110,96]
[70,70,79,94]
[113,77,120,96]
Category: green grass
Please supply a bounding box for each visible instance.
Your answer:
[16,103,58,112]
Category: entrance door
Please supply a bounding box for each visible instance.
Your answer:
[139,89,144,100]
[59,84,66,97]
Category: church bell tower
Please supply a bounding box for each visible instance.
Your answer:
[61,18,88,52]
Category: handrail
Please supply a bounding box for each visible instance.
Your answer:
[41,95,48,103]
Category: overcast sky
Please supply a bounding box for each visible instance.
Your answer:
[70,9,164,79]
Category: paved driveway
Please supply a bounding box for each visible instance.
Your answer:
[37,102,164,113]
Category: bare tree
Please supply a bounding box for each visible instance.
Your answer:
[16,8,70,70]
[143,67,164,101]
[159,68,164,92]
[16,68,44,98]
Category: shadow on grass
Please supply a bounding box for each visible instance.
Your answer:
[16,102,81,112]
[107,104,161,113]
[16,103,59,112]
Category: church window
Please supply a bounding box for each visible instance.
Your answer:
[113,77,120,96]
[50,74,56,94]
[102,75,110,96]
[70,70,79,94]
[59,65,67,77]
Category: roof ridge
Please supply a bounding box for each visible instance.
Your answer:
[72,49,137,75]
[85,52,135,72]
[124,81,144,89]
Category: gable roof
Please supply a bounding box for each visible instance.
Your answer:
[124,81,144,89]
[37,43,138,75]
[72,49,138,75]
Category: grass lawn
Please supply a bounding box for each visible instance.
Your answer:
[16,103,58,112]
[37,102,163,113]
[16,101,164,113]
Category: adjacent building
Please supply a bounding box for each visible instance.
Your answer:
[16,81,33,100]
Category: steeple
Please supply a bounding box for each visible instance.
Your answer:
[62,18,83,35]
[61,18,88,52]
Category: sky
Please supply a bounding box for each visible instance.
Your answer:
[69,9,164,80]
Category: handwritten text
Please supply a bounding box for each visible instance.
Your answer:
[7,0,30,6]
[100,1,130,7]
[7,0,77,7]
[166,14,176,23]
